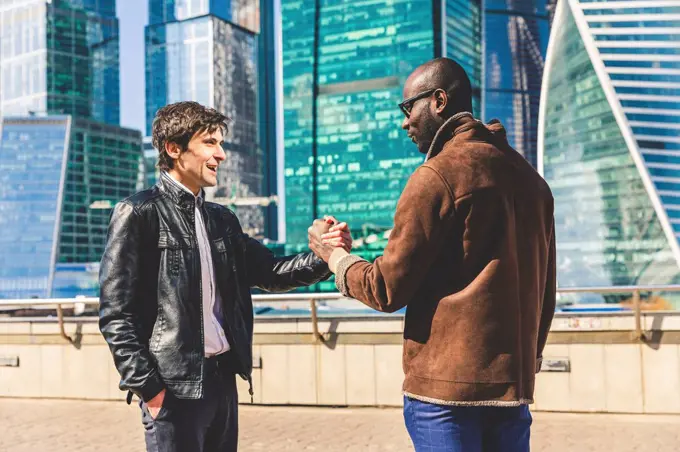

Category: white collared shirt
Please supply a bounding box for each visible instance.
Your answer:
[162,172,230,357]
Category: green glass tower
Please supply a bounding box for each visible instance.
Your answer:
[282,0,452,246]
[279,0,550,256]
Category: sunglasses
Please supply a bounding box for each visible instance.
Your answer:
[398,88,437,118]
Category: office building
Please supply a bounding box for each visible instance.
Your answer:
[0,0,120,124]
[145,0,266,236]
[0,0,142,298]
[484,0,550,167]
[0,116,141,299]
[538,0,680,292]
[280,0,549,246]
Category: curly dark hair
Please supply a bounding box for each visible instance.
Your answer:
[151,101,230,171]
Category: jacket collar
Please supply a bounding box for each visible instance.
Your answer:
[158,172,204,211]
[424,111,478,161]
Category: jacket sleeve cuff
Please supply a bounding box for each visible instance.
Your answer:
[311,253,333,280]
[139,373,166,402]
[335,254,366,297]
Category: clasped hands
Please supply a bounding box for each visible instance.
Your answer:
[308,216,353,266]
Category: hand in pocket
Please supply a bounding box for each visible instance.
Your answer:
[147,389,166,420]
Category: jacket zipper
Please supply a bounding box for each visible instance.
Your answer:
[191,207,206,399]
[198,206,253,402]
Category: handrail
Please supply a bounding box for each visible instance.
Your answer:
[0,293,347,307]
[2,286,680,344]
[556,285,680,341]
[557,284,680,293]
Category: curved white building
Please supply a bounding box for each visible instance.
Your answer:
[538,0,680,289]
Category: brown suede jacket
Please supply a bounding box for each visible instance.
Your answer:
[335,114,556,406]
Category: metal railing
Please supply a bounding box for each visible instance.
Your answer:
[0,294,348,344]
[2,285,680,344]
[556,284,680,341]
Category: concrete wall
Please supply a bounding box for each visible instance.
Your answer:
[2,312,680,413]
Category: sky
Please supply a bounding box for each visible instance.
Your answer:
[117,0,148,135]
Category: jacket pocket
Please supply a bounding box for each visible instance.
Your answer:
[158,230,190,277]
[152,230,191,353]
[212,237,233,281]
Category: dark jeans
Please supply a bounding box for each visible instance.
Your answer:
[139,357,239,452]
[404,396,532,452]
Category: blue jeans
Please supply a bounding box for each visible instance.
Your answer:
[404,396,532,452]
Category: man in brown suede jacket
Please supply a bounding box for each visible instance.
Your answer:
[308,58,556,451]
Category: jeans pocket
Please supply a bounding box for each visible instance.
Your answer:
[140,394,171,423]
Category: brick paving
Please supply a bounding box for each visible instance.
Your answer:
[1,399,680,451]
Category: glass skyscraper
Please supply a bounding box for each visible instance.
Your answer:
[280,0,548,248]
[0,0,142,299]
[145,0,266,236]
[443,0,483,115]
[0,0,120,125]
[0,116,141,299]
[0,116,70,299]
[483,0,550,167]
[143,136,160,188]
[282,0,438,245]
[538,0,680,292]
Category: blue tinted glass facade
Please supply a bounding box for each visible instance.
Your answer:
[0,0,120,125]
[146,0,265,235]
[149,0,259,31]
[539,0,680,296]
[282,0,435,247]
[444,0,483,115]
[581,0,680,250]
[483,0,550,168]
[580,4,680,235]
[145,17,215,128]
[0,1,141,299]
[0,116,142,299]
[52,262,100,298]
[0,117,70,299]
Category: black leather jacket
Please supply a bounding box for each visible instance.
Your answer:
[99,176,331,402]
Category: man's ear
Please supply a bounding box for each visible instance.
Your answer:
[434,89,448,114]
[165,142,182,162]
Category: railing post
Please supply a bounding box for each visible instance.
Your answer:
[56,304,74,344]
[310,298,322,343]
[632,290,645,342]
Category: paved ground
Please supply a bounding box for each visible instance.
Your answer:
[1,399,680,451]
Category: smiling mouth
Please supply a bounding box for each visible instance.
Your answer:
[206,164,217,174]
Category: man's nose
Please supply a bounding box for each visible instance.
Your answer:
[215,145,226,161]
[401,116,409,130]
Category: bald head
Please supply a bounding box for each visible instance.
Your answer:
[405,58,473,117]
[400,58,474,154]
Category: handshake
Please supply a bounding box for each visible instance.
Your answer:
[307,216,353,264]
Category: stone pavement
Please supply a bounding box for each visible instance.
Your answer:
[1,399,680,451]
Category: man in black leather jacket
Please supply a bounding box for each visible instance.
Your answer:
[99,101,350,452]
